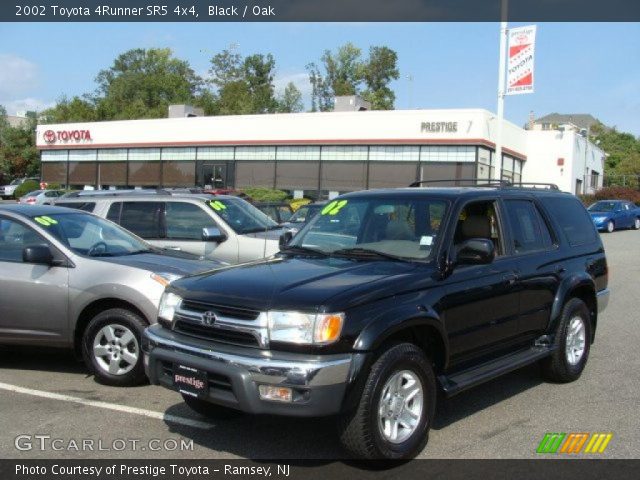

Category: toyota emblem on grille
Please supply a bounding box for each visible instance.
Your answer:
[202,311,217,326]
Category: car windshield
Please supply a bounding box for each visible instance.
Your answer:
[588,201,617,212]
[10,179,22,185]
[32,212,151,257]
[206,197,279,234]
[289,205,310,223]
[289,197,449,261]
[26,190,42,197]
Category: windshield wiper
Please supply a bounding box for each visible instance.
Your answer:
[123,249,153,255]
[279,245,330,257]
[332,247,413,263]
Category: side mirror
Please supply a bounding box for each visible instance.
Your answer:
[202,227,227,243]
[279,230,293,248]
[23,245,54,265]
[456,238,495,265]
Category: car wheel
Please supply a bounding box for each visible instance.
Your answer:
[338,343,436,459]
[541,298,591,383]
[606,220,615,233]
[181,394,242,419]
[82,308,147,386]
[634,218,640,230]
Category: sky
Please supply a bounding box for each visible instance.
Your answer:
[0,22,638,135]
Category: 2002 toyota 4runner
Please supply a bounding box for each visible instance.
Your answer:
[143,184,609,459]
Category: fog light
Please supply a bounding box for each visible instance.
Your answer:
[259,385,293,403]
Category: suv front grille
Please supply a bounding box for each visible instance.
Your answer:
[173,300,268,348]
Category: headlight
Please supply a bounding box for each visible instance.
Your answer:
[267,311,344,345]
[151,272,183,287]
[158,292,182,324]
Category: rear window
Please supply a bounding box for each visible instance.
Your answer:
[541,196,598,246]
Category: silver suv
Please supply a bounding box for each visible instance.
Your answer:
[55,192,283,264]
[0,204,219,386]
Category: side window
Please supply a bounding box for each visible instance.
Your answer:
[57,202,96,212]
[165,202,217,240]
[278,206,292,222]
[504,200,553,254]
[0,218,47,263]
[119,202,163,239]
[540,196,597,246]
[453,200,504,256]
[106,202,122,222]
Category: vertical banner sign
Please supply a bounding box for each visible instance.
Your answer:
[506,25,537,95]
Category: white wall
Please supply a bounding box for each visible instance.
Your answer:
[524,130,605,193]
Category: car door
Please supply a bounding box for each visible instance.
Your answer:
[0,215,69,344]
[164,200,236,260]
[440,199,521,366]
[502,198,560,344]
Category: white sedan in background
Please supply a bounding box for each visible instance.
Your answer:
[19,190,65,205]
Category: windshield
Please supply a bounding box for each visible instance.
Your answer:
[588,201,618,212]
[289,205,310,223]
[10,179,22,185]
[32,212,151,257]
[207,197,279,234]
[289,197,449,261]
[26,190,42,197]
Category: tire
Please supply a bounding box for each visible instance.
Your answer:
[606,220,615,233]
[338,343,436,459]
[541,298,591,383]
[82,308,148,387]
[181,394,242,419]
[633,218,640,230]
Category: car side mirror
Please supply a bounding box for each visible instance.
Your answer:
[279,230,293,248]
[456,238,495,265]
[23,245,54,265]
[202,227,226,243]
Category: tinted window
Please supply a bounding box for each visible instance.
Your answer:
[504,200,553,254]
[106,202,122,222]
[56,202,96,212]
[0,218,47,262]
[165,202,217,240]
[541,197,597,246]
[118,202,163,239]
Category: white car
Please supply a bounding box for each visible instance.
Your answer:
[19,189,65,205]
[0,177,40,199]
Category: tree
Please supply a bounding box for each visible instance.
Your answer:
[94,48,203,120]
[41,95,98,124]
[591,122,640,188]
[360,46,400,110]
[307,43,399,111]
[208,49,244,89]
[0,114,39,178]
[243,54,278,113]
[277,82,303,113]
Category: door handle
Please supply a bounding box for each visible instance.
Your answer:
[166,246,182,251]
[503,273,518,286]
[555,265,566,275]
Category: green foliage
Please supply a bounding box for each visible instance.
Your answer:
[0,112,39,178]
[277,82,304,113]
[13,180,40,199]
[41,96,98,124]
[590,122,640,183]
[580,186,640,206]
[307,43,400,111]
[241,187,288,202]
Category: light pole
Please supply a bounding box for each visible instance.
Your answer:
[494,0,509,181]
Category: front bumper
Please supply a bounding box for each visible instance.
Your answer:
[596,288,610,313]
[143,324,358,416]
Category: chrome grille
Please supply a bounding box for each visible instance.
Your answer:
[173,301,268,348]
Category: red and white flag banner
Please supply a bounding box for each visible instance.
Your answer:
[506,25,537,95]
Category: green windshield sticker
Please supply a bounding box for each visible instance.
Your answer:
[321,199,348,216]
[40,216,58,224]
[34,216,53,226]
[209,200,227,211]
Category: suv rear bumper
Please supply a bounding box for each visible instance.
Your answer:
[143,324,357,417]
[597,288,610,313]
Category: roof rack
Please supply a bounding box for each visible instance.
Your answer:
[408,179,560,190]
[408,179,510,188]
[62,188,172,198]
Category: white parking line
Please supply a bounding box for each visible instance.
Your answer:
[0,381,213,430]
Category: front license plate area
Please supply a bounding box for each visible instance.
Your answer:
[173,364,208,397]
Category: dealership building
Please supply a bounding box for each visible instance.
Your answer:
[36,105,604,197]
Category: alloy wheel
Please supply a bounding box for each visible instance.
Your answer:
[377,370,424,444]
[92,324,139,375]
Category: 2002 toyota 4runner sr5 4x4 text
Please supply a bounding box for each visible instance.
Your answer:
[143,184,609,459]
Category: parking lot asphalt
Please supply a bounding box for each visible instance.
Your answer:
[0,230,638,460]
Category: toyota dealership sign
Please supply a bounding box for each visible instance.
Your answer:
[42,129,92,144]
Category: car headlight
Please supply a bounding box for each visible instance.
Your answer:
[151,272,183,287]
[267,311,344,345]
[158,292,183,325]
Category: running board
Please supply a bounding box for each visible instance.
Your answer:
[438,346,555,397]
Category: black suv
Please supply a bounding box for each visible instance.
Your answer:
[143,184,609,459]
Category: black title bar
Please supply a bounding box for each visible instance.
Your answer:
[2,0,640,22]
